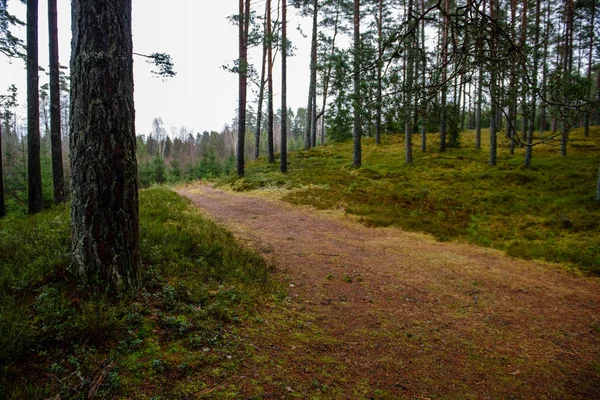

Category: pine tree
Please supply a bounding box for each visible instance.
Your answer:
[27,0,43,214]
[48,0,65,203]
[70,0,140,292]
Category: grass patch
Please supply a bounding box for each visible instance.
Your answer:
[222,127,600,274]
[0,188,275,399]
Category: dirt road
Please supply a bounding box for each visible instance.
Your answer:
[177,184,600,399]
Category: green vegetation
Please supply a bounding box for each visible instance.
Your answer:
[0,188,275,399]
[223,127,600,274]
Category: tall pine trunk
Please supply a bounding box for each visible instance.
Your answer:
[237,0,250,176]
[321,2,340,146]
[281,0,288,173]
[404,0,414,164]
[255,12,268,160]
[420,0,427,152]
[0,121,4,217]
[27,0,43,214]
[525,0,541,168]
[267,0,275,163]
[489,0,497,166]
[439,0,449,152]
[585,0,595,137]
[353,0,361,167]
[70,0,140,292]
[48,0,65,203]
[310,0,318,148]
[376,0,383,145]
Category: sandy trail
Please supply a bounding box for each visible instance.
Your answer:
[177,184,600,399]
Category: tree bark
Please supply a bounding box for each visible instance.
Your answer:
[280,0,288,173]
[48,0,65,204]
[27,0,43,214]
[70,0,140,292]
[267,0,275,163]
[420,0,426,152]
[353,0,361,167]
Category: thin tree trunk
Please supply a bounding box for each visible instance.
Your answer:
[27,0,43,214]
[237,0,250,176]
[596,166,600,201]
[321,3,339,146]
[267,0,275,163]
[0,121,4,217]
[255,11,268,160]
[48,0,65,204]
[376,0,383,145]
[281,0,288,173]
[508,0,517,155]
[310,0,318,148]
[70,0,140,292]
[353,0,361,167]
[440,0,449,152]
[304,88,313,150]
[525,0,541,168]
[405,0,414,164]
[489,0,497,166]
[420,0,427,152]
[304,0,318,150]
[540,0,550,137]
[476,68,482,149]
[561,0,574,157]
[585,0,595,137]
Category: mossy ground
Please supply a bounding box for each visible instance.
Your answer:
[0,188,278,399]
[224,127,600,274]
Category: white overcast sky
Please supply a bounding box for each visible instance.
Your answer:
[1,1,314,135]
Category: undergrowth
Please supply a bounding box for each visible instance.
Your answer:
[0,188,276,399]
[223,127,600,274]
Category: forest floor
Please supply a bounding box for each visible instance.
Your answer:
[177,183,600,399]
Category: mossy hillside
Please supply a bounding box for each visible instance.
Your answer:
[225,127,600,273]
[0,188,276,399]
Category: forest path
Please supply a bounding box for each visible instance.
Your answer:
[176,183,600,399]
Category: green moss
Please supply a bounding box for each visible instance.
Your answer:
[228,127,600,274]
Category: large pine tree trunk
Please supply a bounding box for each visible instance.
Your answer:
[280,0,288,173]
[27,0,43,214]
[267,0,275,163]
[353,0,361,167]
[48,0,65,204]
[70,0,140,292]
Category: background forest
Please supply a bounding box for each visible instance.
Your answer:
[2,0,600,215]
